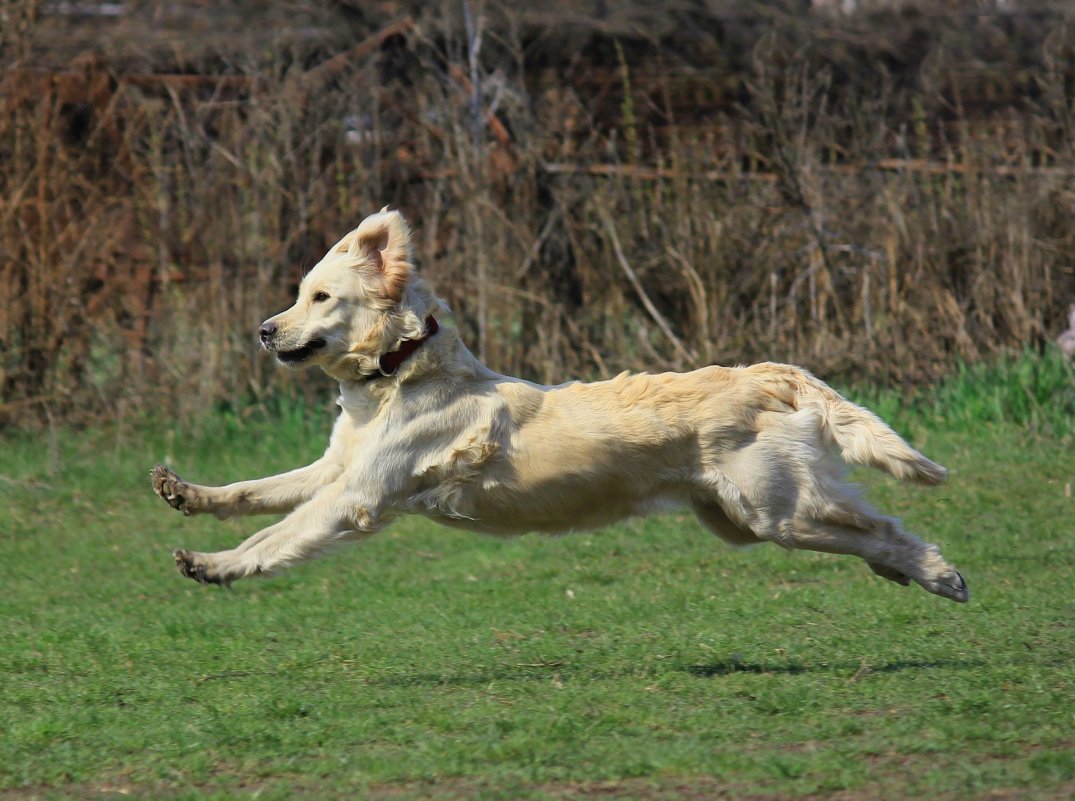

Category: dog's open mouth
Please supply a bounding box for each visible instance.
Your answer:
[275,338,327,365]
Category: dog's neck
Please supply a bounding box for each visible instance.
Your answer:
[368,315,439,380]
[335,314,442,405]
[335,303,501,413]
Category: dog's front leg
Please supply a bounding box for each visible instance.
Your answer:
[151,459,343,518]
[172,479,383,586]
[151,413,360,518]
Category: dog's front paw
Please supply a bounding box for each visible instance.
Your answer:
[173,549,233,587]
[151,465,198,516]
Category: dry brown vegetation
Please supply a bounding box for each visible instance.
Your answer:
[1,0,1073,424]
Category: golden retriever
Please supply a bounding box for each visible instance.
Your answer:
[151,209,968,603]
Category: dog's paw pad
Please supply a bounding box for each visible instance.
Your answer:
[953,571,968,595]
[152,465,194,515]
[920,570,969,603]
[944,571,968,600]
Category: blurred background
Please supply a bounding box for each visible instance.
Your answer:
[1,0,1073,426]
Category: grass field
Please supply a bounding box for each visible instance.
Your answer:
[2,357,1074,800]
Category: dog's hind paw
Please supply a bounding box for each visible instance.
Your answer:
[917,569,970,604]
[151,465,198,516]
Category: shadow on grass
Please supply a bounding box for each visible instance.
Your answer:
[682,657,985,677]
[362,656,987,689]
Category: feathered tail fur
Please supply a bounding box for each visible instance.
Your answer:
[755,363,948,485]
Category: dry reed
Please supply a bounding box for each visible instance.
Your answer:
[1,0,1073,425]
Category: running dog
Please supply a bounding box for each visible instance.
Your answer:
[151,208,968,603]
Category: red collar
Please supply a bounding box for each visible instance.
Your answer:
[373,315,439,378]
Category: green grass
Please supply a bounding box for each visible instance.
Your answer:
[851,347,1075,438]
[1,354,1074,800]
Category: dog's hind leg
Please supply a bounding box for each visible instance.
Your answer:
[765,506,968,603]
[172,479,383,586]
[866,560,912,586]
[691,497,764,546]
[698,426,965,601]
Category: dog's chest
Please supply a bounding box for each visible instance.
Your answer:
[335,383,507,512]
[336,384,380,423]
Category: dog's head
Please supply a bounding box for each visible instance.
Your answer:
[259,209,434,380]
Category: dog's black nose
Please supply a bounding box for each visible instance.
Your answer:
[258,321,278,342]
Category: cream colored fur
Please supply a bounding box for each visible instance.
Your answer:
[151,209,968,603]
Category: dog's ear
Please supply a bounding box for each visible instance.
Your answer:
[342,210,412,302]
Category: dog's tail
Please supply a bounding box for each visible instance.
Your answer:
[754,363,947,485]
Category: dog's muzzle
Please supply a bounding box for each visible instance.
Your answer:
[275,339,327,365]
[258,320,326,365]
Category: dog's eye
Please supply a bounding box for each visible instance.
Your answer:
[312,291,331,303]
